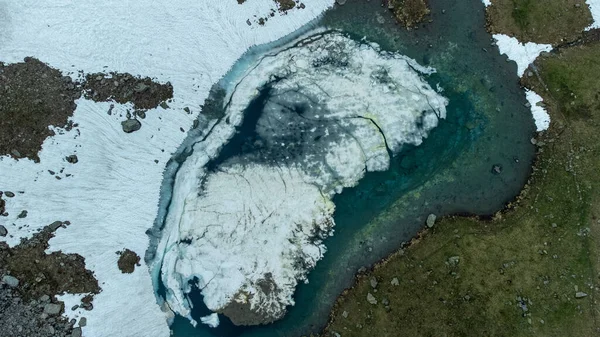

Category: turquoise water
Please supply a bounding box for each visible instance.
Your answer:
[166,0,536,335]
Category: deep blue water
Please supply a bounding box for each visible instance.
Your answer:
[155,0,537,336]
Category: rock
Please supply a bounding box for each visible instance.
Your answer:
[491,164,503,175]
[382,298,390,306]
[575,292,588,298]
[66,154,78,164]
[39,295,50,303]
[17,210,28,218]
[133,83,150,93]
[49,221,63,231]
[391,277,399,286]
[2,275,20,288]
[0,225,7,237]
[71,327,82,337]
[342,311,348,318]
[370,277,378,289]
[448,256,460,266]
[336,0,347,4]
[426,214,436,228]
[43,303,62,315]
[136,110,146,119]
[4,191,15,198]
[183,107,190,113]
[71,305,79,311]
[367,292,377,305]
[78,317,87,327]
[160,101,169,109]
[121,119,142,133]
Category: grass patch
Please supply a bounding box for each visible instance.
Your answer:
[323,40,600,337]
[486,0,593,44]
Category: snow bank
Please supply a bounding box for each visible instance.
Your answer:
[586,0,600,29]
[482,0,492,7]
[525,89,550,131]
[493,34,552,77]
[0,1,335,336]
[156,31,448,325]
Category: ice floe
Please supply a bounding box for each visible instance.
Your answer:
[154,31,448,325]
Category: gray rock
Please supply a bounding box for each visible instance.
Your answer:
[367,292,377,305]
[43,303,62,316]
[336,0,347,4]
[2,275,20,288]
[133,83,150,93]
[71,327,82,337]
[49,221,63,231]
[575,292,588,298]
[342,311,348,318]
[448,256,460,266]
[78,317,87,327]
[390,277,399,286]
[369,277,378,289]
[4,191,15,198]
[121,119,142,133]
[39,295,50,303]
[65,154,78,164]
[0,225,7,237]
[17,210,28,218]
[426,214,436,228]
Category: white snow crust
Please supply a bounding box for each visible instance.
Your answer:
[587,0,600,29]
[156,32,448,324]
[0,1,335,337]
[482,0,492,7]
[493,34,552,77]
[525,89,550,131]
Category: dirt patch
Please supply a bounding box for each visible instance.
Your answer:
[117,249,141,274]
[387,0,430,29]
[82,72,173,110]
[0,58,81,162]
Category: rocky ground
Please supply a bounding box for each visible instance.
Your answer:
[323,6,600,337]
[0,58,81,162]
[0,222,100,337]
[0,57,173,336]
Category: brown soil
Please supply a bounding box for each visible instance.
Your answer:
[0,58,81,162]
[117,249,141,274]
[83,72,173,110]
[0,221,100,301]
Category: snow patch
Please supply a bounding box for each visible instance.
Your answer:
[200,313,220,328]
[525,89,550,131]
[0,1,335,337]
[493,34,552,77]
[155,31,448,325]
[586,0,600,29]
[482,0,492,7]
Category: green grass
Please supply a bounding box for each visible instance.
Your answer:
[487,0,593,44]
[323,40,600,337]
